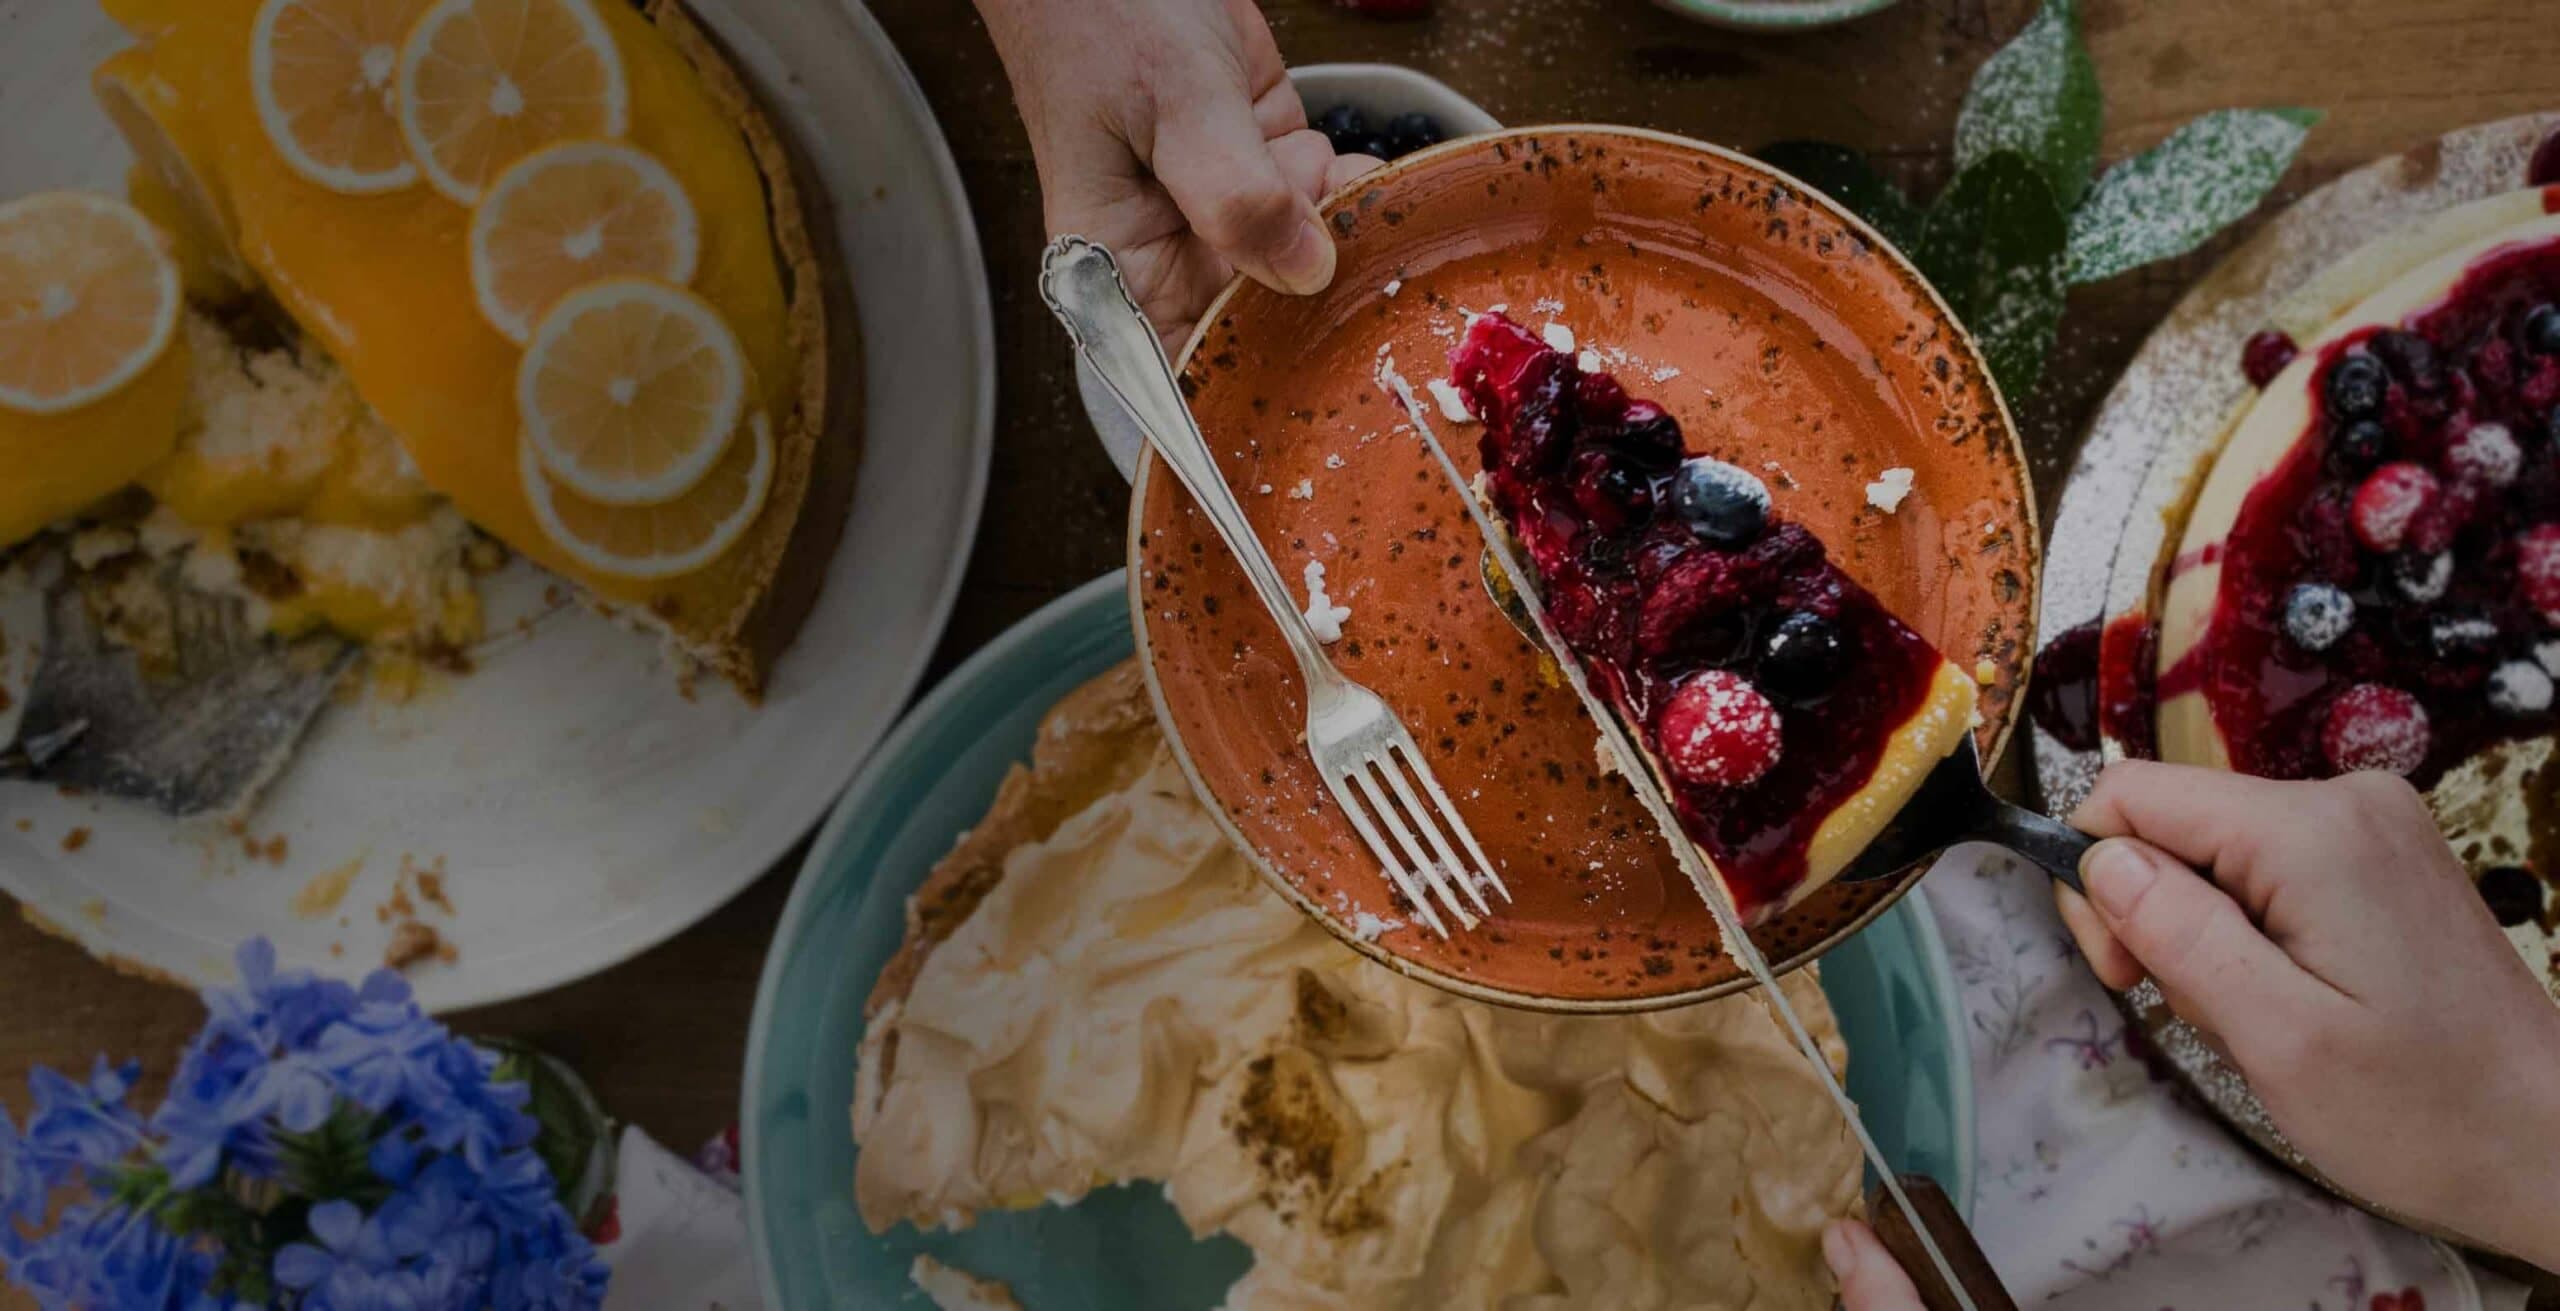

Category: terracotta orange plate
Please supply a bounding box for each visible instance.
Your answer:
[1132,125,2039,1010]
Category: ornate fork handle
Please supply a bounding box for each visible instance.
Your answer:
[1037,237,1346,698]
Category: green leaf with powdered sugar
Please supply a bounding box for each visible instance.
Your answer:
[1955,0,2104,207]
[1914,151,2069,402]
[2066,107,2321,284]
[1755,140,1924,252]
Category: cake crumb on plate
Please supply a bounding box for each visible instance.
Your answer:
[1865,467,1916,513]
[910,1255,1022,1311]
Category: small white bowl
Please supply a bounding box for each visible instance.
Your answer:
[1649,0,1899,32]
[1079,64,1499,480]
[1289,62,1502,142]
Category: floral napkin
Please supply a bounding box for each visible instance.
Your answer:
[1923,844,2528,1311]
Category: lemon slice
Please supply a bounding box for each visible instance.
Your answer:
[0,192,182,415]
[517,276,746,504]
[469,140,699,344]
[521,409,772,579]
[251,0,433,194]
[395,0,630,205]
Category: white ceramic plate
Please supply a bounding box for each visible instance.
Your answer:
[0,0,993,1011]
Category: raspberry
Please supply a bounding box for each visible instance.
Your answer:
[2321,683,2431,777]
[2349,462,2440,553]
[2445,421,2522,487]
[1657,670,1783,788]
[2520,524,2560,623]
[2524,356,2560,411]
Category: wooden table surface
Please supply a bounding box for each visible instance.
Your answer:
[2,0,2554,1172]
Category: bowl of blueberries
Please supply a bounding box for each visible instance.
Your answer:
[1294,62,1499,163]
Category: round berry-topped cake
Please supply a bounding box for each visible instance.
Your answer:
[2157,201,2560,787]
[1452,313,1979,922]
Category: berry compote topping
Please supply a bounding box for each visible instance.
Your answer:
[1453,312,1947,917]
[2178,236,2560,784]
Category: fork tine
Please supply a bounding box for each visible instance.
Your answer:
[1352,759,1479,930]
[1320,769,1451,938]
[1373,745,1492,916]
[1390,738,1509,905]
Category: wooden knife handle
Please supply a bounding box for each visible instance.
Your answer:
[1863,1176,2017,1311]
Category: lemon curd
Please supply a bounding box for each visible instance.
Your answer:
[94,0,798,624]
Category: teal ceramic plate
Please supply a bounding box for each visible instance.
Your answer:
[744,571,1975,1309]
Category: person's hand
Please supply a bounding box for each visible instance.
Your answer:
[2057,761,2560,1269]
[976,0,1379,350]
[1825,1218,1925,1310]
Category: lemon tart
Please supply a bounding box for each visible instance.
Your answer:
[3,0,851,697]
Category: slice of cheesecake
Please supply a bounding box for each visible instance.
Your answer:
[2157,202,2560,784]
[1450,313,1976,923]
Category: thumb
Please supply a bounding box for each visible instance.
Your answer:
[2078,836,2324,1037]
[1151,91,1337,296]
[1824,1219,1924,1311]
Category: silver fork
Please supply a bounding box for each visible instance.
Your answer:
[1038,236,1508,937]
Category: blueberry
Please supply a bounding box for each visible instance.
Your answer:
[2325,353,2387,417]
[1385,111,1445,155]
[1669,457,1770,547]
[2369,330,2442,392]
[2281,582,2355,651]
[1358,135,1400,161]
[1758,611,1847,704]
[2330,417,2392,473]
[1313,104,1368,153]
[2476,864,2545,927]
[2528,304,2560,356]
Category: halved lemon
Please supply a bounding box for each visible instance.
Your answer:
[0,192,182,415]
[469,140,699,344]
[395,0,630,205]
[250,0,434,194]
[521,409,771,579]
[517,276,746,504]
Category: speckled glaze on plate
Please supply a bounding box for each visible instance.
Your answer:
[2030,112,2560,1255]
[1132,126,2039,1011]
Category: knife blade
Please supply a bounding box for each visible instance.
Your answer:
[1378,353,1982,1311]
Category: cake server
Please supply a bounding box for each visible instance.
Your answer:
[0,550,353,817]
[1040,236,1510,938]
[1381,357,1988,1311]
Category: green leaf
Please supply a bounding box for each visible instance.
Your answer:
[1754,140,1924,252]
[2065,107,2321,284]
[1914,151,2070,401]
[1955,0,2104,206]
